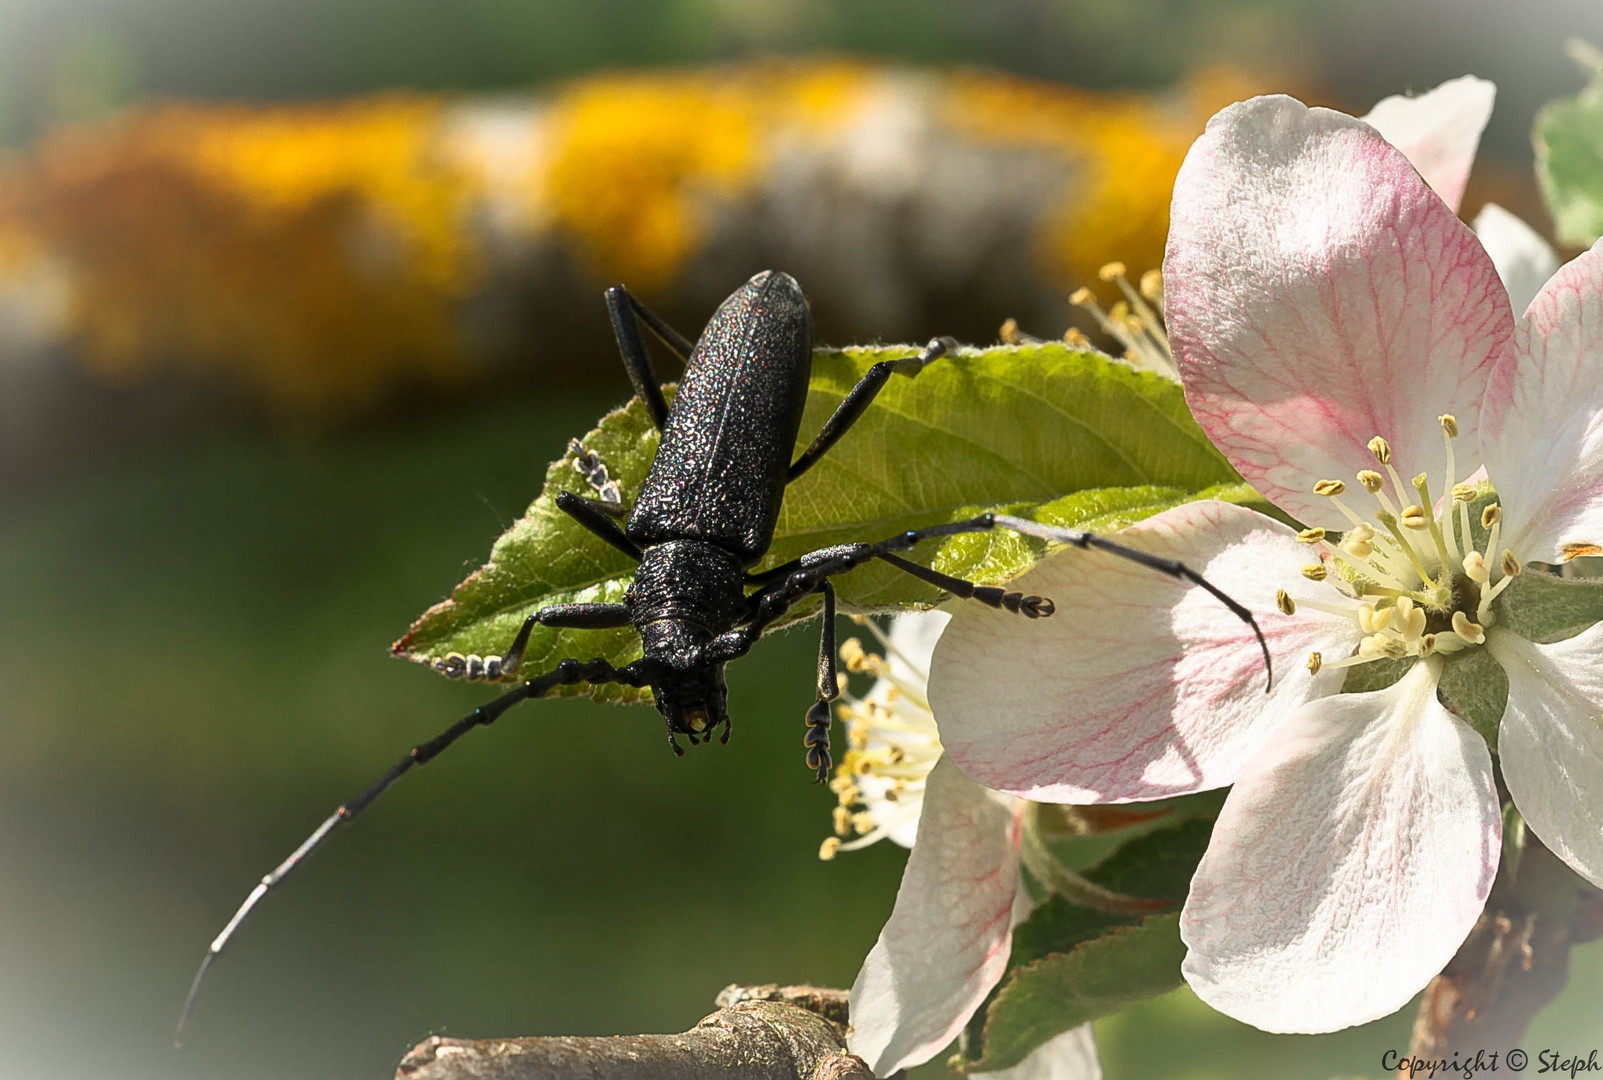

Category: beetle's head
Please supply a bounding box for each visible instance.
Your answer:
[639,619,731,748]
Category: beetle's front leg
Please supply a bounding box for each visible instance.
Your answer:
[433,601,634,681]
[803,581,840,783]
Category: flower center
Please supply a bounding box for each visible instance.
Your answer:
[1285,416,1524,676]
[817,619,943,860]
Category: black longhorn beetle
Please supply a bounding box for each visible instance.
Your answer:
[177,269,1270,1043]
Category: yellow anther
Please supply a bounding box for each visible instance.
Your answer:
[840,638,869,672]
[1359,603,1391,633]
[1063,327,1092,348]
[1342,523,1376,558]
[1358,635,1383,658]
[1451,611,1486,644]
[1368,436,1392,464]
[1275,589,1296,615]
[1400,606,1426,640]
[1439,414,1459,438]
[1108,300,1130,322]
[1306,652,1323,675]
[819,837,841,860]
[1400,505,1428,530]
[851,811,875,835]
[1139,269,1163,300]
[999,318,1024,345]
[829,775,856,797]
[1412,472,1430,491]
[832,806,852,836]
[1500,551,1523,578]
[1297,527,1327,544]
[1070,286,1096,306]
[1358,470,1385,493]
[1098,261,1128,281]
[1301,563,1328,582]
[1462,550,1490,583]
[1452,483,1476,502]
[1481,504,1503,528]
[1313,479,1347,497]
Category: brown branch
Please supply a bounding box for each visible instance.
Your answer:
[1406,836,1603,1073]
[395,985,879,1080]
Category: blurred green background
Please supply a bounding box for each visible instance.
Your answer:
[3,2,1603,1079]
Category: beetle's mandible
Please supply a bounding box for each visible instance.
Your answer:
[177,270,1270,1043]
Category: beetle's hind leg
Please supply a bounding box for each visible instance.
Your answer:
[802,581,841,782]
[604,285,696,432]
[787,336,958,482]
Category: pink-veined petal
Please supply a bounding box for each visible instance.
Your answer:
[1166,95,1514,528]
[1486,625,1603,888]
[1361,75,1495,214]
[1473,203,1560,316]
[974,1025,1101,1080]
[1181,661,1501,1033]
[931,501,1356,803]
[848,755,1023,1076]
[1480,240,1603,564]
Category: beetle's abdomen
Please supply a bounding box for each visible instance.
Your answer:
[629,270,812,565]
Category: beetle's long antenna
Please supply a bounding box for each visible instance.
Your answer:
[993,514,1274,691]
[175,654,649,1047]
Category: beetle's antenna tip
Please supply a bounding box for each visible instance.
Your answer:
[174,952,216,1049]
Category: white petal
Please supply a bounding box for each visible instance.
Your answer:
[848,756,1022,1076]
[932,501,1356,803]
[974,1025,1102,1080]
[1480,240,1603,563]
[1486,625,1603,888]
[1181,661,1501,1033]
[1473,203,1560,315]
[1166,95,1513,528]
[1361,75,1496,213]
[886,609,951,687]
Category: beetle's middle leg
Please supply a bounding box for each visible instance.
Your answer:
[566,438,626,517]
[556,491,642,561]
[743,514,1055,618]
[787,336,958,482]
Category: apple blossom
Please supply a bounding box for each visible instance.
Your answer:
[823,612,1101,1080]
[929,91,1603,1037]
[1359,75,1560,314]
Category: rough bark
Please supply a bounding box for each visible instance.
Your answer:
[1404,836,1603,1076]
[395,985,879,1080]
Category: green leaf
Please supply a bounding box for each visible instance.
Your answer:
[1010,818,1212,967]
[1495,571,1603,644]
[393,343,1241,701]
[963,819,1212,1070]
[1536,64,1603,247]
[975,914,1186,1071]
